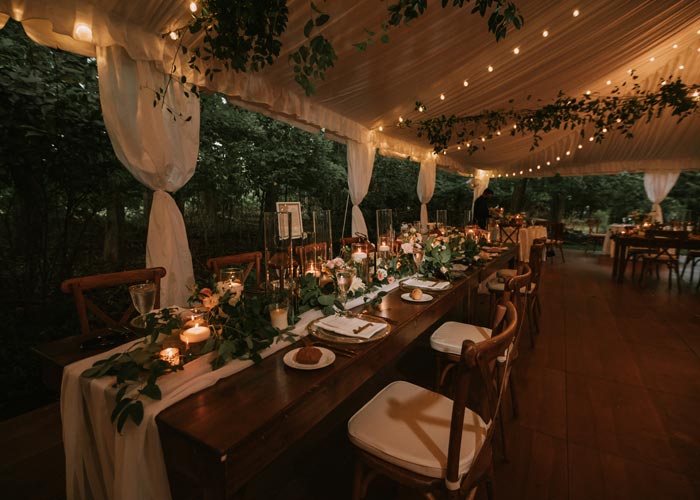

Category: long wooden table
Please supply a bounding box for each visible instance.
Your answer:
[156,248,517,499]
[611,234,700,283]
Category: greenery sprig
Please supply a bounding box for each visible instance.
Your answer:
[403,75,700,154]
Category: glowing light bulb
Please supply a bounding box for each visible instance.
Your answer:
[542,30,549,37]
[496,130,501,136]
[649,56,655,62]
[589,136,594,142]
[566,151,571,156]
[578,144,583,149]
[488,65,494,72]
[74,23,93,41]
[519,170,523,174]
[536,165,541,170]
[661,80,667,85]
[529,168,533,172]
[556,156,561,161]
[513,124,517,129]
[189,1,197,12]
[378,126,383,132]
[513,47,520,55]
[573,9,580,17]
[169,31,178,40]
[586,90,591,95]
[679,65,685,70]
[546,161,551,166]
[602,127,608,133]
[627,68,633,75]
[506,173,509,177]
[457,145,462,150]
[480,137,486,142]
[463,80,469,87]
[606,80,612,85]
[440,93,445,101]
[466,142,471,148]
[442,150,447,155]
[398,116,404,123]
[673,43,678,49]
[616,118,622,123]
[498,174,502,177]
[418,105,425,112]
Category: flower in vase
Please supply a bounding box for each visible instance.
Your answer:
[387,276,395,285]
[202,294,220,309]
[440,266,448,275]
[228,287,242,307]
[349,276,365,294]
[200,287,213,297]
[325,259,336,270]
[376,268,388,281]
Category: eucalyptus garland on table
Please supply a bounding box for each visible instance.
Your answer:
[82,283,293,432]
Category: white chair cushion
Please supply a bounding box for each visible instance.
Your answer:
[431,321,508,363]
[348,381,489,480]
[496,269,517,277]
[486,279,533,294]
[430,321,492,355]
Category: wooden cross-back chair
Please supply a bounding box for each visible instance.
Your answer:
[498,224,519,245]
[584,219,606,253]
[545,222,566,263]
[295,242,328,268]
[349,300,518,500]
[60,267,166,338]
[206,251,262,286]
[526,238,546,340]
[637,232,687,291]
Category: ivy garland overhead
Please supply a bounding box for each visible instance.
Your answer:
[161,1,699,157]
[403,74,700,154]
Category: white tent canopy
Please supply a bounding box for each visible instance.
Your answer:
[3,0,699,178]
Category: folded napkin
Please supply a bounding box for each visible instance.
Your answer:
[316,315,386,339]
[402,278,451,290]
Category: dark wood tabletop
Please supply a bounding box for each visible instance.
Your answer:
[611,234,700,283]
[156,247,517,499]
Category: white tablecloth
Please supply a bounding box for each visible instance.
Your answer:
[61,282,399,500]
[602,224,632,256]
[493,226,548,261]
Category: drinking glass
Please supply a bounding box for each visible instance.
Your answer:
[412,247,425,275]
[129,282,157,315]
[436,209,448,228]
[336,269,354,306]
[264,211,294,292]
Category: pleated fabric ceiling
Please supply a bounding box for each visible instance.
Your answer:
[2,0,699,177]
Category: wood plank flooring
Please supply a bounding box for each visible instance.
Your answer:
[3,249,699,499]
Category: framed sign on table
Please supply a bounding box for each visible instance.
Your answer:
[276,202,303,239]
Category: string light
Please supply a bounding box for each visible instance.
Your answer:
[602,127,608,133]
[418,105,425,112]
[627,68,633,75]
[649,56,655,62]
[513,47,520,55]
[542,30,549,37]
[578,144,583,149]
[519,170,524,174]
[457,145,461,150]
[74,23,93,41]
[488,65,494,72]
[529,168,533,172]
[556,156,561,161]
[672,43,678,49]
[589,136,594,141]
[169,31,179,40]
[573,9,580,17]
[679,65,685,70]
[463,80,469,87]
[546,161,551,166]
[586,90,591,95]
[566,150,571,156]
[537,165,541,169]
[496,130,501,136]
[189,1,197,12]
[439,93,445,101]
[398,116,403,123]
[480,137,486,142]
[661,80,667,85]
[378,126,383,132]
[606,80,612,85]
[616,118,622,123]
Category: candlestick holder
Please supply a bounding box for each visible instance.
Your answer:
[264,211,294,294]
[376,209,394,265]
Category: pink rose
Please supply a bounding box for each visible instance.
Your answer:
[387,276,395,284]
[200,287,213,297]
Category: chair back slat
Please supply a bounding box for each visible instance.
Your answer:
[529,239,546,287]
[445,301,518,490]
[60,267,166,338]
[498,225,519,244]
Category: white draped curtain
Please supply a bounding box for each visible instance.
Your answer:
[470,169,490,216]
[97,45,199,306]
[417,156,436,225]
[643,171,680,223]
[347,139,376,236]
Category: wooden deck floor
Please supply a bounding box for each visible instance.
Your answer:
[493,249,700,500]
[3,249,699,499]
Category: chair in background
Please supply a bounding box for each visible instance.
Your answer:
[348,300,518,500]
[35,267,166,391]
[206,251,262,286]
[584,219,606,253]
[638,231,687,291]
[498,224,519,246]
[60,267,166,338]
[545,222,566,263]
[681,249,700,289]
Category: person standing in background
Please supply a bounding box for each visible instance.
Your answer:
[474,188,494,229]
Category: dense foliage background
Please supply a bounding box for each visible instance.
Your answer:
[1,21,698,418]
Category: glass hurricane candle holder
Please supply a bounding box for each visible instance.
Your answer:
[264,211,294,293]
[351,242,370,285]
[312,209,332,262]
[436,209,448,228]
[376,209,394,263]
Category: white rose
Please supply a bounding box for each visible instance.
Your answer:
[349,277,365,294]
[202,294,220,309]
[440,266,448,274]
[376,268,388,281]
[401,242,414,254]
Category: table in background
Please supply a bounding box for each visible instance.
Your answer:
[602,224,635,256]
[611,235,700,283]
[156,247,517,499]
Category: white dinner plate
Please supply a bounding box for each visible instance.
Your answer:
[400,292,434,303]
[283,347,336,370]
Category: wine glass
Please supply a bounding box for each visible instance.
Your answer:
[412,247,425,276]
[129,282,157,316]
